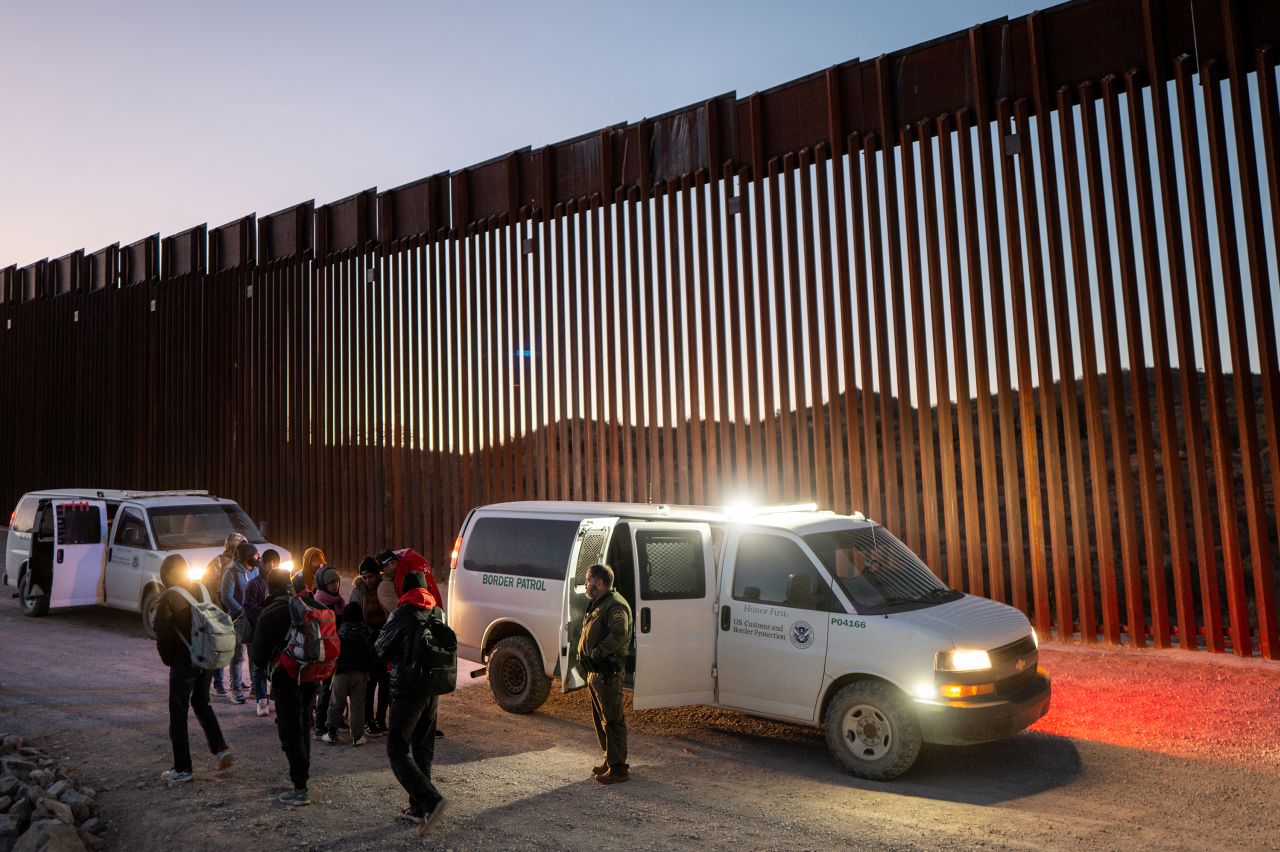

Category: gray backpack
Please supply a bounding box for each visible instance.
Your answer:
[171,585,237,671]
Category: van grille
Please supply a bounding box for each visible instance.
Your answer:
[990,634,1038,696]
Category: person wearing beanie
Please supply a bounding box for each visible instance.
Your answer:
[220,542,262,705]
[323,600,376,746]
[311,565,346,736]
[350,556,390,737]
[206,532,247,697]
[374,549,444,618]
[242,554,287,717]
[375,570,451,834]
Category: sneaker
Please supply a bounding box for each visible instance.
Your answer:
[212,685,228,697]
[278,788,311,807]
[314,728,325,741]
[352,735,368,747]
[590,763,609,777]
[420,798,447,835]
[256,699,270,717]
[161,769,193,784]
[397,807,423,825]
[321,732,338,745]
[367,723,386,738]
[595,768,630,785]
[216,749,235,770]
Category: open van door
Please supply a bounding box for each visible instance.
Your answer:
[630,522,716,709]
[560,517,618,694]
[49,500,107,608]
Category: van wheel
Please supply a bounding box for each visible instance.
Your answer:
[141,587,161,639]
[488,636,551,714]
[18,570,49,617]
[825,681,922,780]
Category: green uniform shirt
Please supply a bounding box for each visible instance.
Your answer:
[578,590,633,666]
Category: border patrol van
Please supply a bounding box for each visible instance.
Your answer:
[4,489,292,638]
[449,501,1050,780]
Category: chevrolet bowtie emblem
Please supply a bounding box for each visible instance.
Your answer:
[1015,658,1027,672]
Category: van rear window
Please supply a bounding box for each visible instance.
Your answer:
[56,504,102,545]
[463,517,579,581]
[10,497,39,534]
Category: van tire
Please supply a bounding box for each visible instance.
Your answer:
[141,587,161,639]
[488,636,551,714]
[18,568,49,618]
[825,681,922,780]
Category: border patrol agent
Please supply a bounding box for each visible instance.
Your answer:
[577,563,633,784]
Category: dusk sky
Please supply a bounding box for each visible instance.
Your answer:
[0,0,1046,269]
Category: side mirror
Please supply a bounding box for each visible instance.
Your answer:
[257,521,270,540]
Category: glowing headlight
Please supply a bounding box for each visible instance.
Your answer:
[936,649,992,671]
[280,559,295,574]
[185,563,205,582]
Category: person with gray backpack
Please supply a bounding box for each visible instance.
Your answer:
[153,555,237,784]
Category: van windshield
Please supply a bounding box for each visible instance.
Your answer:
[804,525,962,614]
[147,505,265,549]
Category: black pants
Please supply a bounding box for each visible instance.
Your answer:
[272,667,319,790]
[168,667,227,773]
[386,692,443,815]
[365,666,390,728]
[314,677,333,729]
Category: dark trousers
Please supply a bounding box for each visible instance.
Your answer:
[168,667,227,773]
[272,667,319,790]
[588,671,628,770]
[365,666,390,728]
[314,677,333,729]
[386,692,443,816]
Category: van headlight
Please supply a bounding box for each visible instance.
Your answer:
[185,563,205,583]
[280,559,295,574]
[936,649,992,671]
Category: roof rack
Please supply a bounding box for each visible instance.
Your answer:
[121,490,212,499]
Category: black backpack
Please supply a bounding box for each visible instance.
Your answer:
[415,608,458,695]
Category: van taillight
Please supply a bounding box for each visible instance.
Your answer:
[8,509,14,529]
[450,535,463,572]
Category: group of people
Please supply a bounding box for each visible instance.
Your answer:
[153,534,455,835]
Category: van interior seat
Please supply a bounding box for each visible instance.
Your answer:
[786,573,816,609]
[121,527,143,546]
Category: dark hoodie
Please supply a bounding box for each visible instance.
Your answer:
[336,601,377,674]
[374,574,442,696]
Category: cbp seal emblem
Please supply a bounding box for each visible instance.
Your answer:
[789,620,814,649]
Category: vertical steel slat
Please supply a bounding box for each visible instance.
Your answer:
[677,175,700,505]
[919,118,963,585]
[1143,3,1221,651]
[1199,59,1273,657]
[767,159,793,502]
[849,134,881,523]
[1101,76,1168,648]
[897,127,941,575]
[1124,69,1196,648]
[938,113,985,593]
[1012,98,1077,642]
[782,153,813,503]
[814,143,848,515]
[995,98,1051,638]
[1222,5,1280,658]
[551,206,569,501]
[625,189,646,501]
[654,185,677,503]
[641,187,661,504]
[738,164,768,497]
[863,135,897,528]
[1078,82,1142,647]
[798,149,829,509]
[565,200,585,501]
[533,210,551,501]
[1053,87,1107,644]
[592,193,614,502]
[695,170,721,504]
[723,164,750,491]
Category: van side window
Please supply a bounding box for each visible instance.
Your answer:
[56,504,102,545]
[114,508,152,550]
[732,533,840,612]
[463,517,580,581]
[636,529,706,600]
[10,497,39,533]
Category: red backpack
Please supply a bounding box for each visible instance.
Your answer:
[277,593,340,683]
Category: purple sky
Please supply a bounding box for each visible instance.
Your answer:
[1,0,1045,268]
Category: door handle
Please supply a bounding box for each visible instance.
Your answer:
[720,605,731,631]
[640,607,651,634]
[57,549,64,564]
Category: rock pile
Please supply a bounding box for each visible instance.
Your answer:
[0,734,105,852]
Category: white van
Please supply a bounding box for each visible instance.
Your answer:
[449,501,1050,780]
[4,489,292,637]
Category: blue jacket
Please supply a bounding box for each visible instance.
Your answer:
[220,561,259,618]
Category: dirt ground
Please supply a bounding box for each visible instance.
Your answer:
[1,591,1279,851]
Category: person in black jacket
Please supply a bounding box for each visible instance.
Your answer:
[323,601,375,745]
[154,556,233,784]
[250,569,319,807]
[374,572,447,834]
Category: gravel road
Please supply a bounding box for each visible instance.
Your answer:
[1,590,1278,851]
